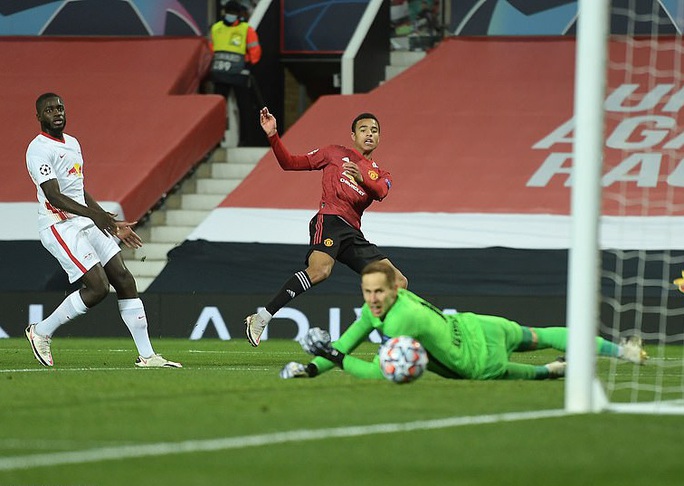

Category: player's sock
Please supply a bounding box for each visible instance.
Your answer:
[597,338,620,357]
[264,270,313,316]
[255,307,272,323]
[35,290,88,337]
[504,362,549,380]
[118,298,154,358]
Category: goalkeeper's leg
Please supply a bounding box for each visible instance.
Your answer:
[503,359,566,380]
[517,327,620,358]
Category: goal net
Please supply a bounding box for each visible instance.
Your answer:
[569,0,684,414]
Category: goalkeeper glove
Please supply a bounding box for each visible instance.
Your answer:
[279,361,319,379]
[674,271,684,293]
[543,356,566,379]
[299,327,345,368]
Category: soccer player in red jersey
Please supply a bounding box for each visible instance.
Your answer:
[245,107,407,347]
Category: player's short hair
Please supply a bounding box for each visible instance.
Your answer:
[36,92,61,113]
[351,112,379,133]
[361,261,396,285]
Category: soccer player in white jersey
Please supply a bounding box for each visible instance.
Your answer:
[24,92,181,368]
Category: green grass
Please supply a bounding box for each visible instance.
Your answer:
[0,338,682,485]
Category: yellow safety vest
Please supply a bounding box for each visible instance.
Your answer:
[211,21,249,55]
[210,21,250,84]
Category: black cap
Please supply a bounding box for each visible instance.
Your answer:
[221,1,243,14]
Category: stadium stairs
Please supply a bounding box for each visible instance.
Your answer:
[121,146,268,292]
[120,48,426,292]
[385,50,426,80]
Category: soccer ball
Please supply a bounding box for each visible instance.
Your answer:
[378,336,428,384]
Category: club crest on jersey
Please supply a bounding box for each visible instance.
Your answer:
[367,170,378,180]
[324,238,334,247]
[67,163,83,177]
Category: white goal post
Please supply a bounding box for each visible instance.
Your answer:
[567,0,684,415]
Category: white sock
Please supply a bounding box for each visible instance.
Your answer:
[35,290,88,337]
[257,307,272,324]
[119,298,155,358]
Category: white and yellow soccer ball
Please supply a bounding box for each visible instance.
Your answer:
[378,336,428,384]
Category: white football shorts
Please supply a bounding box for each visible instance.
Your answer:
[40,217,121,283]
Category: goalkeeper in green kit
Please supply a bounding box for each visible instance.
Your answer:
[281,261,648,381]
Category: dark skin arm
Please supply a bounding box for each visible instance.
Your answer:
[40,179,142,249]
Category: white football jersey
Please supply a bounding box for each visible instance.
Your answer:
[26,132,87,230]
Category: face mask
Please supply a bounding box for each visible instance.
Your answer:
[224,14,238,23]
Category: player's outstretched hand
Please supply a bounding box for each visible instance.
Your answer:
[299,328,346,368]
[115,221,143,249]
[299,327,333,356]
[280,361,310,379]
[259,107,277,137]
[91,210,119,238]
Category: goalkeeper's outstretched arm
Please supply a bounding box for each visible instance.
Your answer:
[280,317,375,379]
[296,327,385,380]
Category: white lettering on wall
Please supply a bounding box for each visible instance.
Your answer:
[29,304,43,324]
[604,83,674,112]
[186,306,459,341]
[666,159,684,186]
[601,153,661,187]
[527,153,573,187]
[273,307,309,341]
[605,115,675,149]
[529,83,684,188]
[532,118,574,148]
[190,306,231,340]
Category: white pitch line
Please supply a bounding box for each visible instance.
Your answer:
[0,409,569,471]
[0,368,133,373]
[0,367,270,373]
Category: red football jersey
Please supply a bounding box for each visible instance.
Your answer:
[269,134,392,229]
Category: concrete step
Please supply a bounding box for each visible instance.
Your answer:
[125,260,168,277]
[147,211,166,226]
[150,225,196,244]
[196,178,241,195]
[124,242,177,261]
[211,162,257,179]
[135,276,155,293]
[134,226,151,241]
[165,209,209,226]
[195,163,213,178]
[179,193,227,210]
[163,193,182,209]
[120,145,268,291]
[226,147,269,164]
[390,50,426,66]
[209,148,228,163]
[386,64,410,81]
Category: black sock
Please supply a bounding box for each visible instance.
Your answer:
[265,271,312,315]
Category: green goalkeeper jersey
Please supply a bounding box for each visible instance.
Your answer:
[312,288,523,380]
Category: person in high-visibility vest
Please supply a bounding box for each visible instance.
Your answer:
[210,0,263,146]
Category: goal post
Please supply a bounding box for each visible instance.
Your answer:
[565,0,610,413]
[567,0,684,415]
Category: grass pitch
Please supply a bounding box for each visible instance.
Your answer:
[0,338,682,485]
